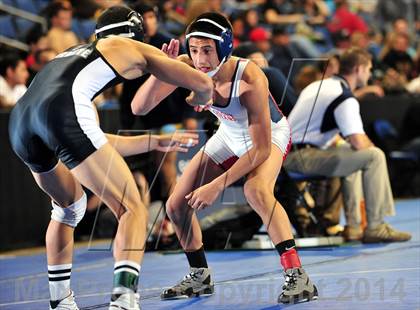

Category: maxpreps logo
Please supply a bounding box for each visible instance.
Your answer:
[210,107,236,121]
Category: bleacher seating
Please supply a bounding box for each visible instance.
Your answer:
[0,15,16,38]
[14,0,38,14]
[15,17,34,38]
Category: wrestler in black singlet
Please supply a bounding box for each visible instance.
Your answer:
[9,41,125,172]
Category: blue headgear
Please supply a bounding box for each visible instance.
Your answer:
[95,10,145,42]
[186,17,233,76]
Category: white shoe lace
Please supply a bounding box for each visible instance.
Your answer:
[283,271,298,291]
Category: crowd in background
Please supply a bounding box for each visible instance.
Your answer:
[0,0,419,109]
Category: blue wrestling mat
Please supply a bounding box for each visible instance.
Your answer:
[0,199,419,309]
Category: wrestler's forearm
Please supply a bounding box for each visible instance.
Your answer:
[131,75,176,115]
[106,133,158,156]
[145,54,213,102]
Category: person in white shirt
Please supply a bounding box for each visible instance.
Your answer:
[0,53,29,108]
[284,47,411,243]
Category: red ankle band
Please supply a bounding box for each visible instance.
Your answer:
[280,248,302,270]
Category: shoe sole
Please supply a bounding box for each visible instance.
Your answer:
[109,301,140,310]
[161,286,214,300]
[278,286,319,304]
[109,304,139,310]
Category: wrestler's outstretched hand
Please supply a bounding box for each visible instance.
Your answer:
[161,39,180,59]
[155,132,199,152]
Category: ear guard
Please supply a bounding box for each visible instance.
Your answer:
[95,10,145,42]
[185,18,233,63]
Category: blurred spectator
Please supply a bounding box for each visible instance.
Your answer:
[330,29,351,49]
[91,0,124,10]
[230,14,247,47]
[160,0,188,35]
[185,0,223,25]
[284,47,411,243]
[292,53,339,88]
[27,48,57,85]
[243,8,260,35]
[322,53,340,77]
[163,0,223,35]
[269,25,313,76]
[25,28,50,83]
[35,48,57,68]
[346,31,385,97]
[321,52,384,99]
[350,31,369,50]
[270,22,322,73]
[349,30,384,86]
[44,1,80,53]
[365,29,383,61]
[294,21,326,45]
[249,27,272,56]
[296,0,330,26]
[262,0,304,25]
[223,0,265,16]
[382,19,417,60]
[354,83,384,99]
[294,65,322,94]
[0,53,29,108]
[382,33,415,81]
[348,0,377,26]
[393,18,413,41]
[268,26,293,75]
[233,41,268,68]
[376,0,410,33]
[381,67,409,94]
[328,0,368,46]
[291,60,345,237]
[137,3,168,46]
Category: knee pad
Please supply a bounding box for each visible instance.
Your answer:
[51,192,87,228]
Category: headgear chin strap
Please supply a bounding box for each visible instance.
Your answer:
[186,17,233,76]
[206,57,226,77]
[95,11,145,42]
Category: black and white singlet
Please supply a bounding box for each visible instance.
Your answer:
[9,41,125,172]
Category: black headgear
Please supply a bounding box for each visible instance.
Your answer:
[185,13,233,63]
[95,6,144,42]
